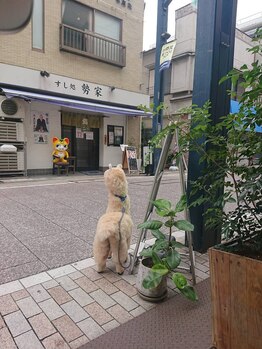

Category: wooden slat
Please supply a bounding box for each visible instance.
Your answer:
[210,248,262,349]
[247,257,262,349]
[209,248,231,349]
[229,253,248,349]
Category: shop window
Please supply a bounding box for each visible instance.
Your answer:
[107,125,124,146]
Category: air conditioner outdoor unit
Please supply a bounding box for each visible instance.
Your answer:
[0,120,25,142]
[0,150,25,172]
[0,96,25,119]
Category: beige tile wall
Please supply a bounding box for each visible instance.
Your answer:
[0,0,145,93]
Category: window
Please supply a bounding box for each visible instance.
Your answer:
[62,0,92,32]
[62,0,121,41]
[94,11,121,41]
[61,0,125,66]
[107,125,124,146]
[32,0,44,50]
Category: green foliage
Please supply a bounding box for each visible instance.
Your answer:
[138,197,198,302]
[148,29,262,252]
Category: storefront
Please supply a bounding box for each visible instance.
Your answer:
[0,63,150,175]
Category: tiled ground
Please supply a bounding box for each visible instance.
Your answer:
[0,244,209,349]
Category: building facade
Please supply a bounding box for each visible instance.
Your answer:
[142,4,262,144]
[0,0,149,175]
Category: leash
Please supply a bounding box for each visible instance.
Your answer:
[115,194,131,270]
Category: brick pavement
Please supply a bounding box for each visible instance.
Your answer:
[0,245,209,349]
[0,173,210,348]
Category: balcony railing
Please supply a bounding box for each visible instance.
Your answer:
[60,24,126,67]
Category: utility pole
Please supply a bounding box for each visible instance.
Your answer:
[187,0,237,252]
[152,0,172,173]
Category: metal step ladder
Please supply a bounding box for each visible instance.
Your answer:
[129,127,196,285]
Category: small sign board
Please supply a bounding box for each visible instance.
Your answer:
[126,146,138,173]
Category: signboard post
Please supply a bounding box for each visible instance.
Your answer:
[126,146,139,174]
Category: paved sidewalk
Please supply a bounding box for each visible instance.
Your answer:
[0,172,210,348]
[0,247,210,349]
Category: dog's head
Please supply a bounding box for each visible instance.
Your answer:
[104,164,128,195]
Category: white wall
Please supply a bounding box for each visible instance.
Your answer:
[24,101,61,170]
[101,115,127,168]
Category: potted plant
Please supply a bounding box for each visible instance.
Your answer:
[148,29,262,348]
[136,196,198,302]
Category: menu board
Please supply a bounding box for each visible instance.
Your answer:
[126,146,138,173]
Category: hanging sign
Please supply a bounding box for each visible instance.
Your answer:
[159,40,176,72]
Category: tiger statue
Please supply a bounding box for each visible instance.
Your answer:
[52,137,69,164]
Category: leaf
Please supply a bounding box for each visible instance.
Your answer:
[142,271,163,289]
[179,285,198,301]
[153,199,172,217]
[151,263,169,275]
[153,239,169,251]
[164,219,174,228]
[137,220,163,230]
[152,199,172,210]
[151,251,162,265]
[165,249,181,269]
[140,247,153,257]
[175,195,187,213]
[174,220,194,231]
[171,240,185,249]
[151,229,166,240]
[172,272,187,289]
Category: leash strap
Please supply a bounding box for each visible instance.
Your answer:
[115,194,131,270]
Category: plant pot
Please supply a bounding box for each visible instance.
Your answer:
[136,257,167,302]
[209,246,262,349]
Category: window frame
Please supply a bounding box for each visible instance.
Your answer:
[107,125,124,146]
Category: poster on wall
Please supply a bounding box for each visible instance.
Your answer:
[76,128,84,139]
[32,111,49,144]
[34,133,48,144]
[85,131,94,140]
[32,112,49,133]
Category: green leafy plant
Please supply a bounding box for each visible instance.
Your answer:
[137,196,198,301]
[147,29,262,257]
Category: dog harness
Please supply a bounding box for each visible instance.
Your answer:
[114,194,127,213]
[114,194,127,202]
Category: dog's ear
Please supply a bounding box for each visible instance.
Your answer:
[108,164,112,169]
[117,164,122,169]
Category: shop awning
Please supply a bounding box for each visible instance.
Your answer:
[1,87,152,117]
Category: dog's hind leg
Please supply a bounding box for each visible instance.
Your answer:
[110,238,128,275]
[93,237,110,273]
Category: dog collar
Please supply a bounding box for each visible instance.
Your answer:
[114,194,127,202]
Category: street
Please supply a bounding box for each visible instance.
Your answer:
[0,172,183,285]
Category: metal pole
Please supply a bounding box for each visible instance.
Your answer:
[152,0,172,174]
[187,0,237,252]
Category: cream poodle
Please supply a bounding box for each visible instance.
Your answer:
[93,164,133,274]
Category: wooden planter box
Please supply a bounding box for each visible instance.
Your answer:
[209,247,262,349]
